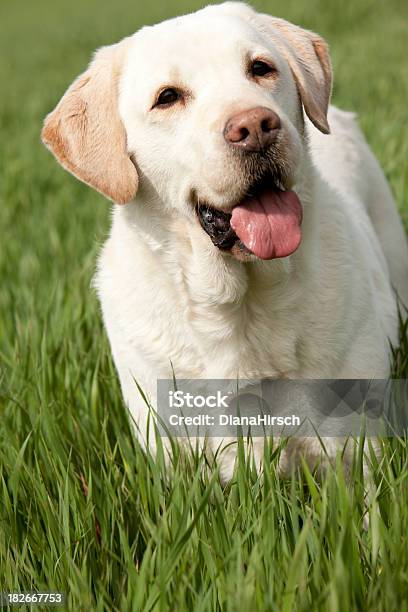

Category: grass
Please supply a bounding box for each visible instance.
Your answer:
[0,0,407,609]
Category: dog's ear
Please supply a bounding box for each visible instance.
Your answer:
[41,40,138,204]
[255,15,332,134]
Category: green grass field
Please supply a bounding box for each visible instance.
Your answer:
[1,0,408,609]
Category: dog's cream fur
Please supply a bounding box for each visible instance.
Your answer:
[42,3,408,477]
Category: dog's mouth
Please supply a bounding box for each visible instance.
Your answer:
[196,174,303,260]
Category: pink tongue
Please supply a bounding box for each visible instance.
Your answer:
[230,188,303,260]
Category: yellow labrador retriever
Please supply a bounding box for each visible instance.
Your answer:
[42,2,408,477]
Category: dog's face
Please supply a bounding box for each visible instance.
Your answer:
[42,2,332,261]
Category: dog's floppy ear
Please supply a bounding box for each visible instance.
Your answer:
[255,14,332,134]
[41,40,138,204]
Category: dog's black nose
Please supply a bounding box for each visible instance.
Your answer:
[223,106,281,152]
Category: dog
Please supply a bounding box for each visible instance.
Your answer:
[42,2,408,478]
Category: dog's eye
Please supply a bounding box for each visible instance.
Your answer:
[250,60,276,77]
[155,88,181,107]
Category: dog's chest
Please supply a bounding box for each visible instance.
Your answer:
[194,316,301,378]
[98,235,315,382]
[163,287,303,380]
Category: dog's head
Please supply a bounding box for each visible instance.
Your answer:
[42,2,332,261]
